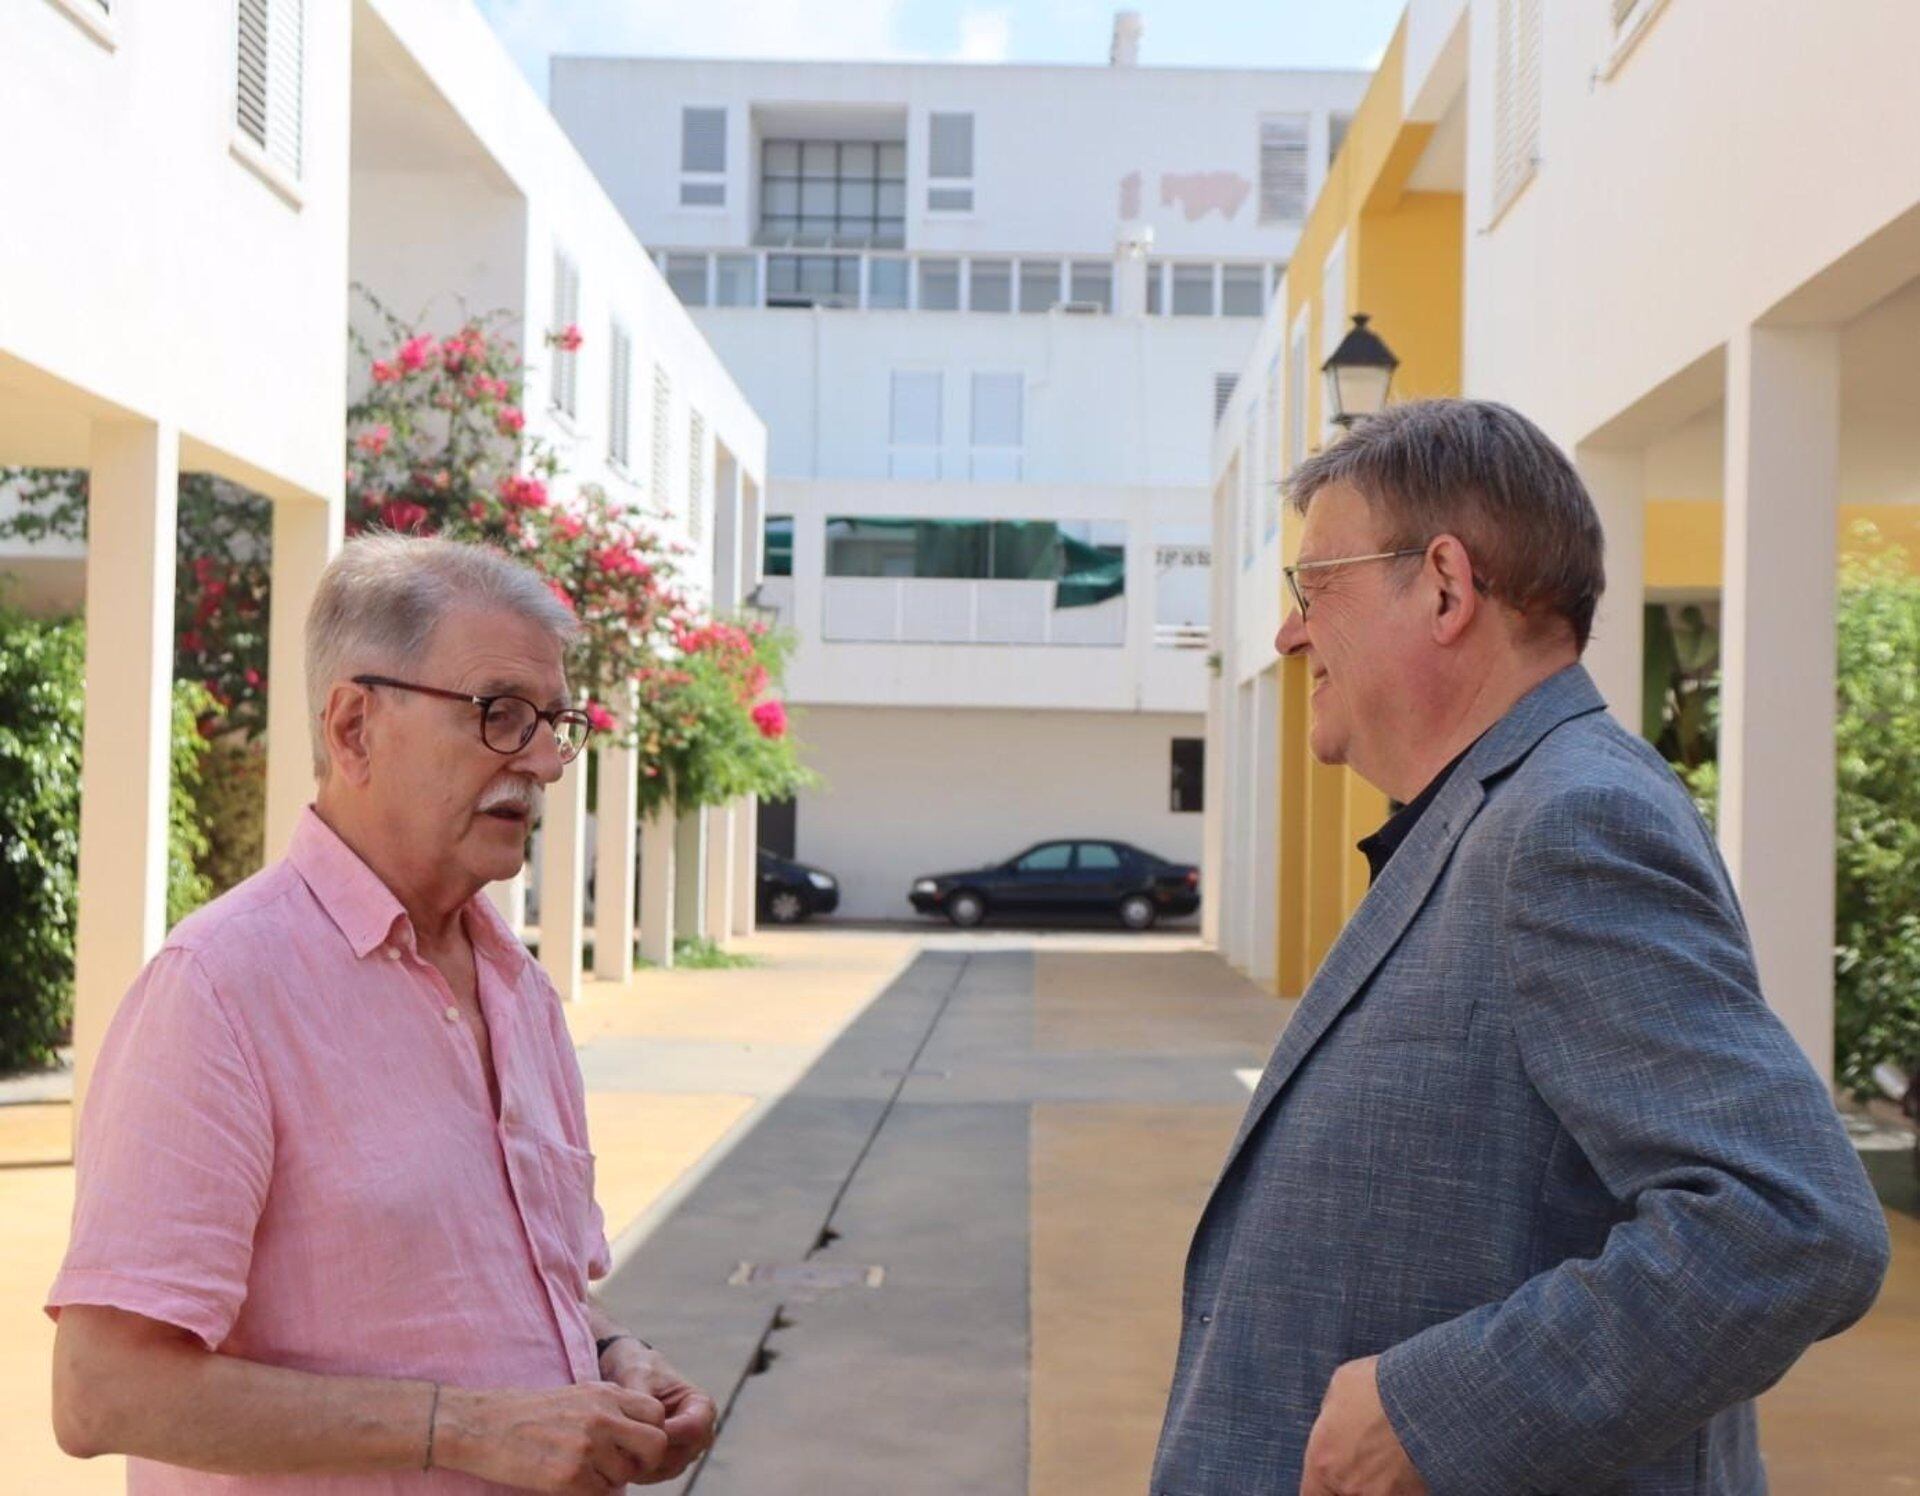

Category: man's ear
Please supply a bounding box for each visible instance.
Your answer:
[322,681,375,787]
[1429,535,1478,646]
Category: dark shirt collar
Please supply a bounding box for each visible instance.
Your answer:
[1357,740,1478,886]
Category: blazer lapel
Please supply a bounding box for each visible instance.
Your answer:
[1214,665,1610,1178]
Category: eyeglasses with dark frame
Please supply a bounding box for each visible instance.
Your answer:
[1282,541,1490,619]
[351,674,595,762]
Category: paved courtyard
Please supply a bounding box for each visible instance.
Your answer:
[1,927,1913,1491]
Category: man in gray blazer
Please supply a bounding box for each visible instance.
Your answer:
[1153,400,1891,1495]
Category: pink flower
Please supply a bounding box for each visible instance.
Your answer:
[469,502,489,522]
[585,701,616,732]
[498,474,549,510]
[550,323,584,353]
[370,360,399,384]
[355,425,391,457]
[546,580,577,616]
[244,668,262,688]
[180,629,205,653]
[496,406,526,436]
[398,335,435,372]
[751,699,788,741]
[552,513,585,541]
[380,499,430,532]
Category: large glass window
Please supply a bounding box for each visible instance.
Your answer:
[714,254,757,306]
[1069,261,1112,312]
[767,254,859,309]
[759,138,906,248]
[869,256,910,309]
[969,259,1012,313]
[763,515,794,577]
[970,373,1024,482]
[888,371,943,479]
[664,253,709,307]
[1171,263,1215,316]
[918,259,961,311]
[824,517,1124,595]
[1222,264,1265,317]
[1018,260,1062,313]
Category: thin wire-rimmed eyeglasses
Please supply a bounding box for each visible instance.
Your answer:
[352,674,595,762]
[1283,548,1430,618]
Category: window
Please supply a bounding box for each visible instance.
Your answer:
[1018,260,1062,313]
[1172,263,1215,317]
[1258,114,1309,223]
[917,259,961,311]
[766,254,858,308]
[715,254,757,306]
[608,322,633,469]
[869,257,910,309]
[1222,264,1265,317]
[650,366,673,510]
[1329,111,1355,167]
[1213,373,1238,426]
[550,248,580,419]
[1286,310,1310,468]
[763,515,794,578]
[687,411,706,540]
[1492,0,1543,216]
[1069,261,1112,312]
[1017,843,1073,873]
[1146,261,1167,316]
[1153,523,1211,644]
[969,259,1012,313]
[927,112,975,212]
[1263,353,1282,540]
[1077,843,1124,871]
[665,253,709,307]
[680,107,727,208]
[889,371,943,479]
[1170,739,1204,813]
[969,373,1023,482]
[236,0,304,180]
[759,139,906,248]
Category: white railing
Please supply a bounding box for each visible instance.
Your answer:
[1154,623,1212,650]
[821,577,1125,646]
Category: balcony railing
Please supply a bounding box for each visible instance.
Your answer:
[823,577,1124,646]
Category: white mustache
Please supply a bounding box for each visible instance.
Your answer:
[477,780,541,817]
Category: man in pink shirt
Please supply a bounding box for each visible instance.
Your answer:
[48,535,716,1492]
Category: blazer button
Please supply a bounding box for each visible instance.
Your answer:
[1198,1312,1212,1325]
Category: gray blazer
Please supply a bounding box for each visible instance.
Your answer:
[1153,666,1890,1495]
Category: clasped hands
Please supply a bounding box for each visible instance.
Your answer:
[440,1341,717,1493]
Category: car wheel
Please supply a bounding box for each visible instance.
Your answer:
[1118,893,1157,931]
[767,890,807,925]
[946,891,987,928]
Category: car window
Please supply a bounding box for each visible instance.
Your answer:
[1016,843,1073,873]
[1076,843,1123,871]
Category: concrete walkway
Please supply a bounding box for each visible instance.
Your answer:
[2,927,1915,1491]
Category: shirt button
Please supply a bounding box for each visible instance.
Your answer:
[444,1005,459,1023]
[386,948,402,962]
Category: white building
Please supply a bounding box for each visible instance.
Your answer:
[1,0,767,1111]
[550,26,1368,918]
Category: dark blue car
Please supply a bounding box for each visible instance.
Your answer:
[909,838,1200,930]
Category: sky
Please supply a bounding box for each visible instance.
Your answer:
[475,0,1407,97]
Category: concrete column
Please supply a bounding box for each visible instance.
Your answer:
[673,808,707,942]
[1248,669,1280,988]
[731,796,758,937]
[485,871,527,935]
[262,496,341,859]
[592,689,639,983]
[703,804,735,943]
[72,420,178,1119]
[1276,655,1313,998]
[638,804,676,968]
[538,756,588,1002]
[1576,444,1647,729]
[1199,674,1225,950]
[1720,323,1840,1082]
[711,452,742,612]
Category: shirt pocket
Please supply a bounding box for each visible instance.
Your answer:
[524,1128,598,1296]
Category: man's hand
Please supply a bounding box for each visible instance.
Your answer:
[1300,1356,1428,1496]
[436,1382,670,1493]
[600,1341,719,1484]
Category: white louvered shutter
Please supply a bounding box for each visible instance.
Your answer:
[236,0,303,178]
[651,367,673,513]
[608,323,632,468]
[1214,373,1237,425]
[687,412,707,541]
[1258,115,1309,223]
[1493,0,1543,214]
[551,251,580,418]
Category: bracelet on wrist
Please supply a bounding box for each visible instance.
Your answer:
[596,1333,652,1361]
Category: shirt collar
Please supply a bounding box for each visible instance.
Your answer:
[287,806,522,965]
[1356,738,1477,886]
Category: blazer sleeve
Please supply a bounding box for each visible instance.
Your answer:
[1375,780,1890,1495]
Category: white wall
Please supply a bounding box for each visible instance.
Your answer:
[0,0,352,500]
[552,56,1368,263]
[790,704,1204,919]
[769,478,1208,714]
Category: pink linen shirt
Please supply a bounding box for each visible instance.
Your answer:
[48,808,611,1493]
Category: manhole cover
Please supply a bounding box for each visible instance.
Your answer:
[729,1262,886,1290]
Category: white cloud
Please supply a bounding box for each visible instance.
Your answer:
[956,8,1013,63]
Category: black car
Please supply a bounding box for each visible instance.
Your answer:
[757,848,840,924]
[908,839,1200,930]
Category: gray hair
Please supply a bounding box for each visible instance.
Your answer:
[303,533,580,776]
[1285,398,1606,650]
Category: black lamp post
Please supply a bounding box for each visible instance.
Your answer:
[1321,313,1400,430]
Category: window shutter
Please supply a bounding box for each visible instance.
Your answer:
[236,0,269,150]
[237,0,303,177]
[681,107,727,174]
[1214,373,1238,426]
[551,250,580,418]
[651,366,673,511]
[687,412,706,540]
[1258,114,1309,223]
[608,323,632,468]
[1494,0,1543,213]
[928,112,974,179]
